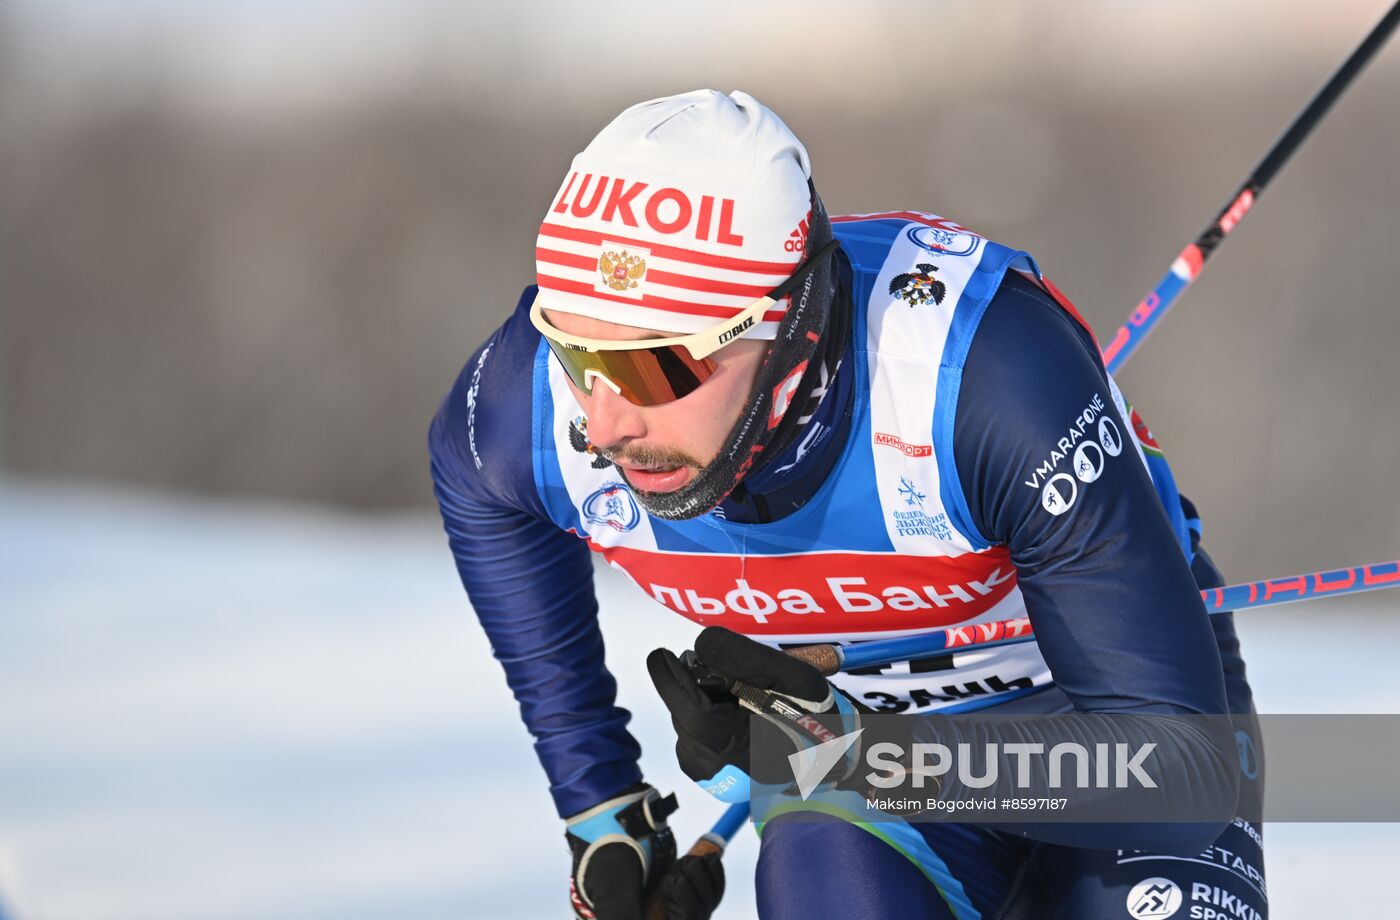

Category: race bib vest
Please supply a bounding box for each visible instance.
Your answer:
[530,212,1177,715]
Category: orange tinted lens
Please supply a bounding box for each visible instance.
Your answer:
[543,339,718,406]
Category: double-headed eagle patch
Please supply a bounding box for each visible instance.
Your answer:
[598,249,647,291]
[569,416,613,469]
[888,263,947,307]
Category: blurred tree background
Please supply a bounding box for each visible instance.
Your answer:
[2,0,1397,578]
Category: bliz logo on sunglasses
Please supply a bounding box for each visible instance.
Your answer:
[718,316,755,345]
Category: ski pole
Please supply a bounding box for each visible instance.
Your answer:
[1200,559,1400,613]
[643,803,749,920]
[704,801,751,845]
[783,559,1400,676]
[1101,0,1400,374]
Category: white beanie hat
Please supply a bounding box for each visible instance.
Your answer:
[535,89,813,338]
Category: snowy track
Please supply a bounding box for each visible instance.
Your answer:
[1,479,1395,919]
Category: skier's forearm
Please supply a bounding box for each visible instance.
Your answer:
[429,355,644,816]
[434,475,643,816]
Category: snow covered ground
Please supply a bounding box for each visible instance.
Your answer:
[1,478,1396,919]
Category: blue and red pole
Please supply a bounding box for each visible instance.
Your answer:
[814,560,1400,674]
[1102,0,1400,374]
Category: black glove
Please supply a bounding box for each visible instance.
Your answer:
[655,850,725,920]
[648,626,865,802]
[565,782,724,920]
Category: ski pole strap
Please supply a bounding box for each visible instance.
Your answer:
[1102,0,1400,373]
[786,559,1400,675]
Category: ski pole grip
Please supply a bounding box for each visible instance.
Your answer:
[783,642,842,676]
[685,836,725,859]
[642,838,726,920]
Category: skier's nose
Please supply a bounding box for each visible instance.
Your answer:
[579,378,645,451]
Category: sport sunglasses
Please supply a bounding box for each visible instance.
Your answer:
[530,238,839,407]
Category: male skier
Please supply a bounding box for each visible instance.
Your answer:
[430,90,1266,919]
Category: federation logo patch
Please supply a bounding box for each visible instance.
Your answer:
[907,224,980,257]
[598,247,647,293]
[582,481,641,533]
[897,477,927,508]
[888,264,947,307]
